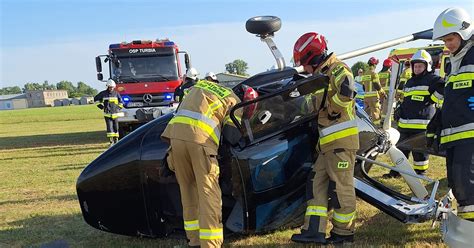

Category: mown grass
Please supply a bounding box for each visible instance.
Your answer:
[0,105,448,247]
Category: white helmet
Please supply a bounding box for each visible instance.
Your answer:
[205,72,217,81]
[411,49,432,72]
[185,68,199,80]
[106,79,116,88]
[433,7,473,41]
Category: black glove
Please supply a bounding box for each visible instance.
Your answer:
[426,109,442,152]
[328,112,341,121]
[97,103,104,110]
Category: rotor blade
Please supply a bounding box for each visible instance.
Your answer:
[382,62,402,131]
[387,146,429,199]
[339,29,433,61]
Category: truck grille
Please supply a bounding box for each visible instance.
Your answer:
[125,93,173,108]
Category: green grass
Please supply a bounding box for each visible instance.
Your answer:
[0,105,448,247]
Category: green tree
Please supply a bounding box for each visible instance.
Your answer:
[0,86,22,95]
[76,81,98,97]
[351,61,369,76]
[56,81,76,95]
[225,59,249,76]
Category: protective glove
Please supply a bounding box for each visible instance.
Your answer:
[96,103,104,110]
[468,97,474,111]
[426,109,442,152]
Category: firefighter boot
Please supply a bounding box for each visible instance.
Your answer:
[113,137,119,144]
[291,216,327,244]
[327,232,354,244]
[109,138,114,146]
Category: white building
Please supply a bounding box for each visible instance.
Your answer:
[0,94,28,110]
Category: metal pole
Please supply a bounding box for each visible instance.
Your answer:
[260,36,286,70]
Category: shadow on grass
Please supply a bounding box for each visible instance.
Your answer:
[0,213,185,247]
[0,131,106,150]
[0,150,103,162]
[0,194,78,206]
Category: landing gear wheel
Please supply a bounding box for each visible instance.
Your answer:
[245,16,281,36]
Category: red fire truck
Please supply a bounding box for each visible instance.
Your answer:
[95,39,190,136]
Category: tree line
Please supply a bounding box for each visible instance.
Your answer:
[0,80,97,98]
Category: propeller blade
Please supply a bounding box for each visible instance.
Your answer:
[387,145,429,199]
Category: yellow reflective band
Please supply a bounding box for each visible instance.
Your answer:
[379,72,389,79]
[364,93,378,97]
[440,130,474,144]
[104,113,120,119]
[199,228,223,240]
[224,115,241,125]
[361,75,371,81]
[404,91,430,97]
[458,212,474,219]
[118,103,124,108]
[106,132,115,138]
[305,206,328,217]
[430,94,443,105]
[333,211,355,223]
[413,164,429,170]
[426,133,435,138]
[448,73,474,83]
[169,116,220,145]
[103,97,119,104]
[398,123,427,129]
[332,94,350,107]
[195,80,231,99]
[319,127,358,145]
[205,100,223,117]
[184,220,199,231]
[356,94,364,99]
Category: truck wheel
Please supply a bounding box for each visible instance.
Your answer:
[246,16,281,36]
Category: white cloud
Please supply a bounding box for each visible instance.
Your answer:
[1,3,471,90]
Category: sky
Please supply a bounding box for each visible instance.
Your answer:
[1,0,473,90]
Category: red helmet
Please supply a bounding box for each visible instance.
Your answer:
[242,85,259,119]
[293,32,328,66]
[383,58,392,67]
[368,57,379,66]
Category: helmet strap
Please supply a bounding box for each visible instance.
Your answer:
[453,39,467,56]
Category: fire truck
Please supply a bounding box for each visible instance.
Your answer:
[95,39,190,136]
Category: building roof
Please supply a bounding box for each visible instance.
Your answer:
[0,93,27,100]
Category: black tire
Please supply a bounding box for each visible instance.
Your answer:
[245,16,281,36]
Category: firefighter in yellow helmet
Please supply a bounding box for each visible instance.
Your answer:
[428,7,474,221]
[361,57,385,126]
[94,79,124,145]
[161,78,241,247]
[379,58,392,120]
[291,32,359,245]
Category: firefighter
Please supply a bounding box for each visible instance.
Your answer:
[355,68,363,84]
[174,67,199,102]
[361,57,385,126]
[205,72,220,84]
[161,78,241,247]
[384,50,444,178]
[290,32,359,245]
[428,7,474,221]
[94,79,124,145]
[379,58,392,120]
[396,60,413,101]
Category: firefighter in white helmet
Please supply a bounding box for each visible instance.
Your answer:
[205,72,219,83]
[175,68,199,102]
[428,7,474,221]
[94,79,124,145]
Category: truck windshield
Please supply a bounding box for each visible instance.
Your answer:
[111,52,179,83]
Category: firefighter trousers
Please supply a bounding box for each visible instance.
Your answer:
[398,131,429,172]
[446,145,474,220]
[303,149,357,236]
[380,95,389,120]
[364,96,381,125]
[104,117,119,140]
[167,139,223,248]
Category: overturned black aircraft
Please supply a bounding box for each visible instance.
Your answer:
[76,16,472,246]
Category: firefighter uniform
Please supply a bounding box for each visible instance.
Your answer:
[428,41,474,220]
[161,80,240,248]
[295,54,359,241]
[396,72,444,174]
[361,65,385,125]
[94,89,123,143]
[378,70,391,120]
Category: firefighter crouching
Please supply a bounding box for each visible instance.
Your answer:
[379,58,392,120]
[385,50,444,178]
[94,79,124,145]
[428,7,474,221]
[161,79,241,247]
[361,57,385,126]
[291,32,359,245]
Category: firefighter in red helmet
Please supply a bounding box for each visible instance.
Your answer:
[291,32,358,245]
[379,58,392,120]
[361,57,385,126]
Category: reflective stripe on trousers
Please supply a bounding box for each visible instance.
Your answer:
[333,211,355,223]
[184,220,199,231]
[199,228,223,240]
[305,205,328,217]
[398,118,430,129]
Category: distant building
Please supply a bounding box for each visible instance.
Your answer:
[0,94,28,110]
[216,73,248,88]
[70,98,80,105]
[80,96,94,105]
[26,90,69,107]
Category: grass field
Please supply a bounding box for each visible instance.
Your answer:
[0,105,449,247]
